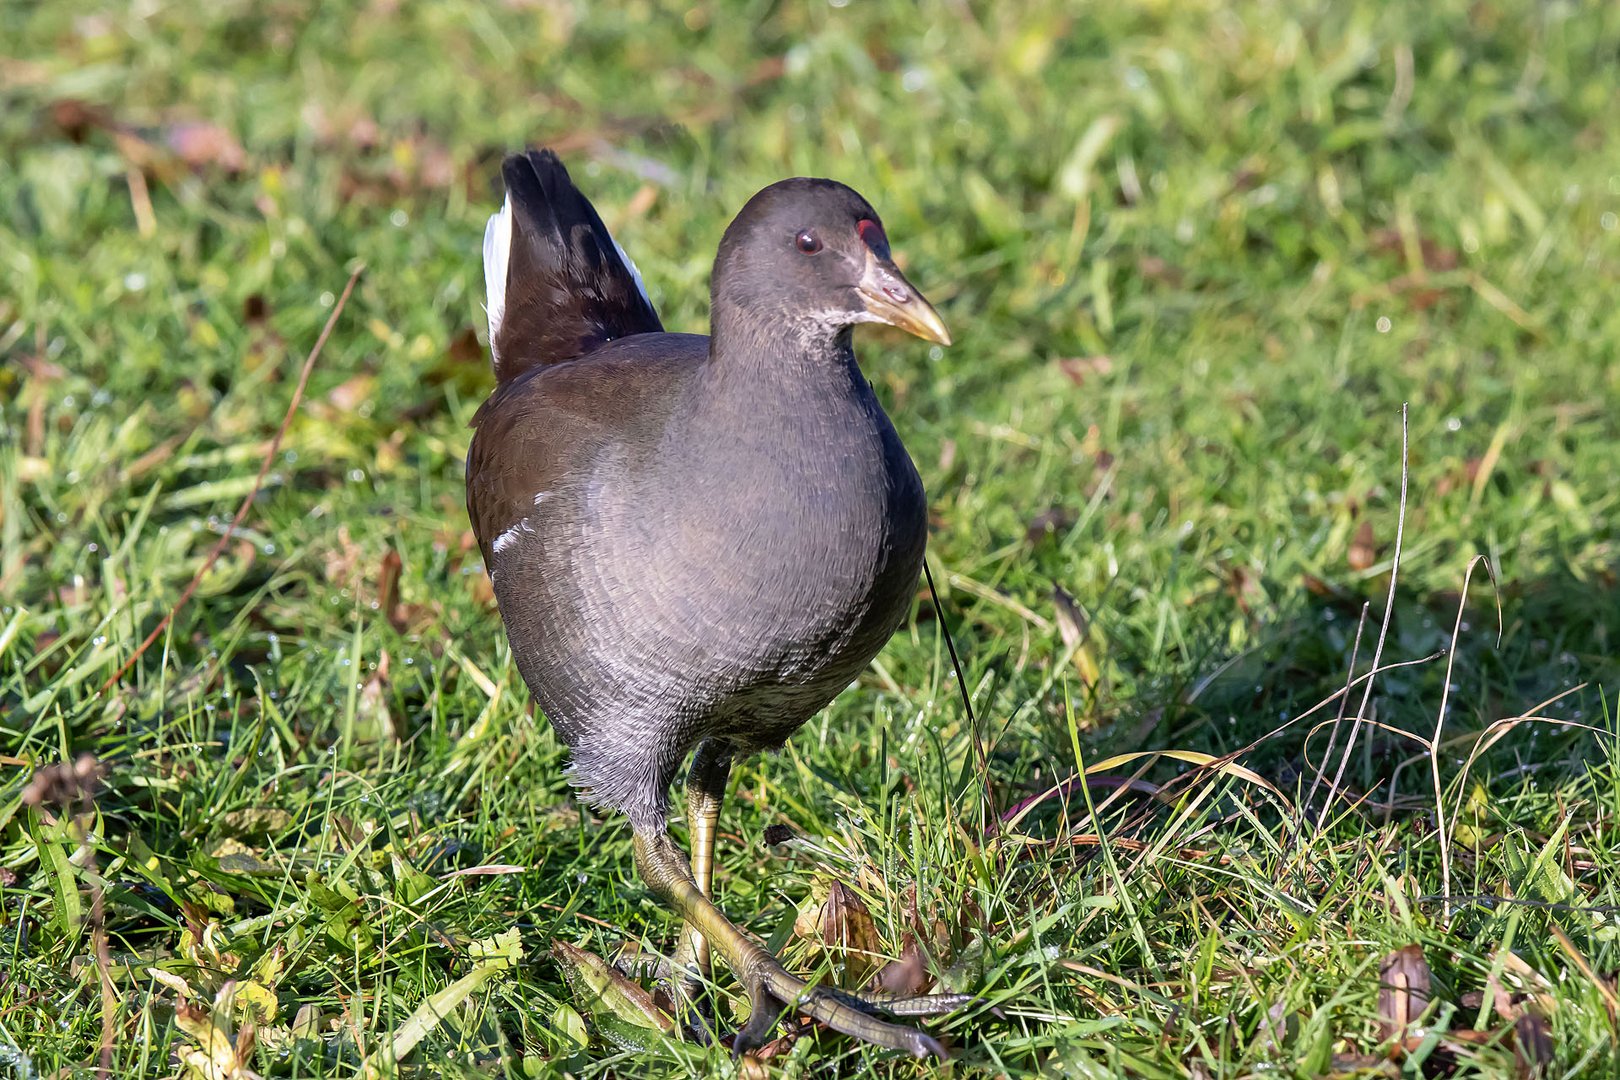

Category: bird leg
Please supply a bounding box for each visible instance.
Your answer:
[664,739,731,1028]
[633,828,955,1058]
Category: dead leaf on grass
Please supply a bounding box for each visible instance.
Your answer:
[1348,520,1379,572]
[175,983,260,1080]
[1378,944,1432,1043]
[871,931,929,997]
[1052,584,1101,687]
[551,939,674,1038]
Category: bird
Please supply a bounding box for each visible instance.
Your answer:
[465,148,964,1058]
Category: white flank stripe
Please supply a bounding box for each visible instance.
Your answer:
[491,516,533,554]
[482,193,513,362]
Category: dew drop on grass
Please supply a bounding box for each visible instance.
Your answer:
[390,209,408,227]
[86,542,97,553]
[263,543,276,554]
[1376,316,1392,333]
[1446,417,1462,432]
[1603,212,1618,231]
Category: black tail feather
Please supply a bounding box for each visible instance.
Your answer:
[484,149,663,383]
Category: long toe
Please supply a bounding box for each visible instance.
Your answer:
[756,962,950,1059]
[838,989,979,1019]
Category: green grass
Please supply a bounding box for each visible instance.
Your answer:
[3,0,1619,1075]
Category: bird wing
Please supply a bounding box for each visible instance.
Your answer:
[483,149,664,384]
[464,333,708,575]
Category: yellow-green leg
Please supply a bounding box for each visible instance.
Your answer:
[667,740,731,1018]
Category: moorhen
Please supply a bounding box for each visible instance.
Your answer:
[466,149,963,1057]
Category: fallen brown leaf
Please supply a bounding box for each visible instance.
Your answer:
[1378,944,1432,1044]
[1512,1011,1552,1078]
[871,932,929,997]
[796,880,884,989]
[1348,520,1378,572]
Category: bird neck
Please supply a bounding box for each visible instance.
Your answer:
[703,307,867,410]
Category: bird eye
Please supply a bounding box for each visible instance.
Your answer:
[795,230,822,254]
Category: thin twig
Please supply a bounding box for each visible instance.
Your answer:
[1302,600,1370,825]
[1324,405,1410,813]
[923,558,992,830]
[98,266,364,697]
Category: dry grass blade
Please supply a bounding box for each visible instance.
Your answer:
[1432,554,1501,925]
[1547,923,1620,1028]
[1085,749,1293,816]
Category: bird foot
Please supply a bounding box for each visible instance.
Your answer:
[621,939,966,1054]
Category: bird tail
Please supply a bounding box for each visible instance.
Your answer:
[482,149,663,383]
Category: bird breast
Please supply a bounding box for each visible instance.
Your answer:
[577,401,926,705]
